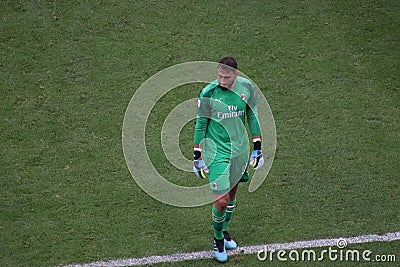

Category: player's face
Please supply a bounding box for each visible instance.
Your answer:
[218,68,238,90]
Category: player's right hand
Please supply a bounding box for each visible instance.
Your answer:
[193,159,209,179]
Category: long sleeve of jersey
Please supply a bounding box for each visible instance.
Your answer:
[194,117,208,145]
[247,104,261,138]
[194,94,211,146]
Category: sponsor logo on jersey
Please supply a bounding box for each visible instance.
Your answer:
[216,105,245,119]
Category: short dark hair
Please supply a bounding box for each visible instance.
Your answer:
[219,56,237,72]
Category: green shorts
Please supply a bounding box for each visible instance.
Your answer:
[206,152,249,195]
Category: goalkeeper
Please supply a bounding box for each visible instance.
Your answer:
[193,56,264,263]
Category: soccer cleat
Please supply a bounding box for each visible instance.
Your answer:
[213,238,227,262]
[223,231,237,250]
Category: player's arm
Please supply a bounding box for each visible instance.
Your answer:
[193,96,210,178]
[247,105,261,139]
[247,105,264,169]
[246,84,264,169]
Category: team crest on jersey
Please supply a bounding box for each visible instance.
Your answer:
[241,93,245,100]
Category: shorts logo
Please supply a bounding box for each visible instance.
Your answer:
[213,182,218,190]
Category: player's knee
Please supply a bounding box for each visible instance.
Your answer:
[214,196,229,211]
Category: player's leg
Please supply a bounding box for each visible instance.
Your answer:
[223,184,237,232]
[223,184,238,250]
[223,153,249,249]
[213,193,229,239]
[207,159,230,262]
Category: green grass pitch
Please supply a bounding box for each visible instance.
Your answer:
[1,1,399,266]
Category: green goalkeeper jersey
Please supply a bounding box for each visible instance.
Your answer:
[194,76,261,158]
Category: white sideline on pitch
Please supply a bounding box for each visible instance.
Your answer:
[58,231,400,267]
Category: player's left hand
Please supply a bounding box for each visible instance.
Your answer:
[249,150,264,169]
[193,159,209,179]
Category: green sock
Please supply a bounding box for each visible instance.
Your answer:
[212,205,226,240]
[222,199,236,232]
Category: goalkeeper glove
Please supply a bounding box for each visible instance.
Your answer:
[193,150,209,179]
[249,140,264,169]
